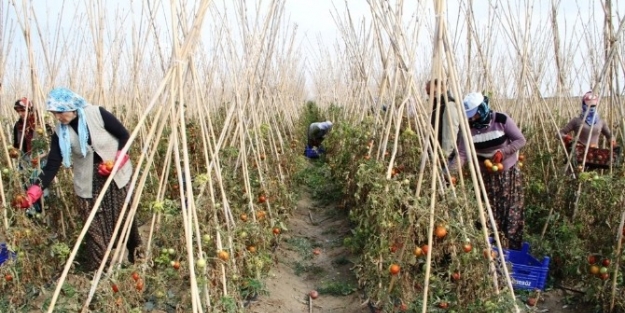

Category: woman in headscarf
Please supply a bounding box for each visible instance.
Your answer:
[12,97,41,155]
[304,120,333,158]
[559,91,614,148]
[426,79,459,160]
[448,92,527,249]
[12,97,51,215]
[17,87,143,271]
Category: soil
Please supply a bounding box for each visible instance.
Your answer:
[248,190,369,313]
[247,188,597,313]
[536,287,596,312]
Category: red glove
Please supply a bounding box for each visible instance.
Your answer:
[98,151,130,176]
[16,185,43,209]
[492,150,504,164]
[563,134,572,145]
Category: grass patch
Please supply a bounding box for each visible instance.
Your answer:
[317,281,357,296]
[332,256,351,266]
[293,158,343,204]
[321,228,339,235]
[293,262,326,277]
[286,237,315,259]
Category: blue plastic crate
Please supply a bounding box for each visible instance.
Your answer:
[491,241,550,291]
[303,146,323,159]
[0,243,16,266]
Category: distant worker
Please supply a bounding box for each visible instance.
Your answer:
[304,121,333,159]
[426,79,459,160]
[558,91,614,148]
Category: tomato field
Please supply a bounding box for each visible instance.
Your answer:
[1,1,625,313]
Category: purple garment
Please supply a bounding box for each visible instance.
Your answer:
[451,112,526,172]
[558,117,612,147]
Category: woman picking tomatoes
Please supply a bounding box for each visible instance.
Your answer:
[304,120,333,158]
[558,91,614,149]
[449,92,526,250]
[11,97,52,216]
[17,87,143,272]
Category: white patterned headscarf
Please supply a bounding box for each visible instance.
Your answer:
[46,87,90,168]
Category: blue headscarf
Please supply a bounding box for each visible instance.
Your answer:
[581,103,599,125]
[46,88,90,168]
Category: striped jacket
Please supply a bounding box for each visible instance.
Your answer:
[451,112,526,172]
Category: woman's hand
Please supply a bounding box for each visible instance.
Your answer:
[492,151,504,164]
[562,134,573,145]
[15,185,43,209]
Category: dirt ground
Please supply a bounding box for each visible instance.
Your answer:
[536,287,596,312]
[248,191,369,313]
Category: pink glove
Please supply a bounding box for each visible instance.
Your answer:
[492,150,504,164]
[116,151,130,168]
[17,185,43,209]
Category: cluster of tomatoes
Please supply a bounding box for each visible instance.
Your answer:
[109,271,144,307]
[483,159,503,173]
[97,160,114,173]
[587,254,611,280]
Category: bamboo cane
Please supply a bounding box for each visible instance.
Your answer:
[610,198,625,312]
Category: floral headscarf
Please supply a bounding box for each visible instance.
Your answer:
[46,88,90,167]
[14,97,33,110]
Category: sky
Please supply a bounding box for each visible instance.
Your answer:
[2,0,624,98]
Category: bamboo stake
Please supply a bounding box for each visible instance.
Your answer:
[610,198,625,312]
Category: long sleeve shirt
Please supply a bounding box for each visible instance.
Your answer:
[558,117,612,147]
[450,112,526,172]
[37,107,129,189]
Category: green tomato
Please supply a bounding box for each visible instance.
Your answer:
[202,234,212,242]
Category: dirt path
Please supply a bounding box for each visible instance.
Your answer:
[248,190,369,313]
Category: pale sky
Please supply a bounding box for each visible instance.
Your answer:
[2,0,624,98]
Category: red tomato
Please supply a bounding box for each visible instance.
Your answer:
[452,272,461,281]
[309,290,319,299]
[389,264,400,275]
